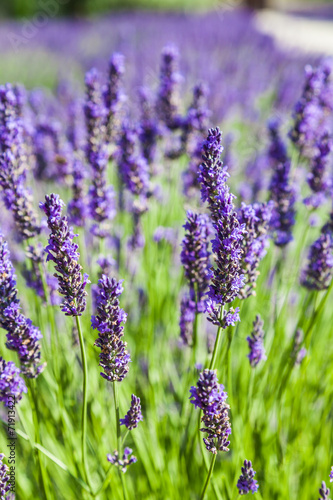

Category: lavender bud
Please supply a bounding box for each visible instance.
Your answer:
[156,45,182,130]
[0,454,11,497]
[107,447,137,474]
[120,394,143,430]
[301,233,333,291]
[190,369,231,454]
[0,235,44,378]
[247,315,266,368]
[318,481,331,500]
[40,194,90,316]
[91,275,130,382]
[330,467,333,482]
[0,357,27,406]
[104,53,125,142]
[179,294,196,346]
[237,459,259,495]
[304,133,332,208]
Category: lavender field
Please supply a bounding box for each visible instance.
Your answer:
[0,7,333,500]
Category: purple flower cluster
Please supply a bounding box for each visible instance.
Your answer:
[138,87,161,166]
[104,53,125,143]
[301,233,333,291]
[182,137,204,197]
[84,69,115,234]
[318,481,330,500]
[268,121,296,247]
[247,315,266,368]
[238,202,273,299]
[179,294,196,346]
[107,448,137,474]
[330,467,333,482]
[120,394,143,430]
[0,357,27,407]
[0,235,44,378]
[237,459,259,495]
[117,123,150,198]
[206,302,240,329]
[180,210,211,306]
[67,156,89,227]
[199,127,245,306]
[290,60,333,158]
[292,329,307,366]
[40,194,89,316]
[0,84,40,240]
[92,276,130,382]
[156,45,182,130]
[0,454,11,498]
[304,133,332,208]
[190,369,231,454]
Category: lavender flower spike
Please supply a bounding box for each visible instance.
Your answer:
[199,127,245,307]
[120,394,143,430]
[301,233,333,291]
[104,52,125,142]
[190,369,231,454]
[0,454,11,498]
[107,447,137,474]
[0,234,44,378]
[92,275,130,382]
[247,315,267,368]
[0,357,27,407]
[237,460,259,495]
[156,45,182,130]
[318,481,331,500]
[329,466,333,482]
[40,194,90,316]
[180,210,211,307]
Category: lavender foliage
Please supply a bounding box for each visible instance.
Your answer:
[92,276,130,382]
[40,194,89,316]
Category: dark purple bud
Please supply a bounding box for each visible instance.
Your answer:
[120,394,143,430]
[237,459,259,495]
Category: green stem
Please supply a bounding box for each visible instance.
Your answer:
[29,380,52,500]
[209,306,225,371]
[75,316,93,494]
[92,465,114,498]
[304,278,333,346]
[200,454,217,500]
[113,382,128,500]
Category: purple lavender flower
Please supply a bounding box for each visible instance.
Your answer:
[247,315,266,368]
[304,133,332,208]
[92,275,130,382]
[238,202,273,298]
[301,233,333,291]
[117,123,150,198]
[40,194,89,316]
[182,136,204,197]
[237,459,259,495]
[199,128,245,306]
[181,210,211,306]
[179,294,196,346]
[292,329,307,366]
[190,369,231,454]
[138,87,161,166]
[0,357,27,406]
[156,45,182,130]
[0,454,11,498]
[84,69,115,234]
[104,53,125,143]
[0,235,44,378]
[107,447,137,474]
[120,394,143,430]
[329,467,333,482]
[290,61,333,158]
[268,121,296,247]
[0,84,40,240]
[67,156,89,227]
[318,481,331,500]
[206,301,240,329]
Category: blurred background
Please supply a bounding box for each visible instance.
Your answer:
[0,0,333,16]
